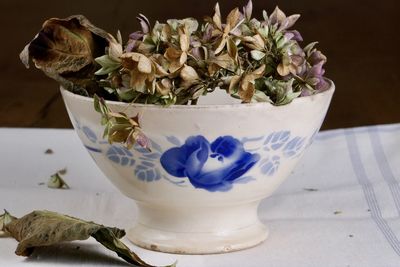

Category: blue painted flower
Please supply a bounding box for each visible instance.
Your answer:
[160,135,260,192]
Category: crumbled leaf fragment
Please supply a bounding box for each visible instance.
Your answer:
[5,210,174,267]
[58,168,67,175]
[0,210,17,237]
[303,188,318,192]
[44,149,53,154]
[47,173,69,189]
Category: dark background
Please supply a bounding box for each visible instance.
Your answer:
[0,0,399,129]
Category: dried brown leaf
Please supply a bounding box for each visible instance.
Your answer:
[209,53,236,72]
[4,210,172,266]
[20,15,114,94]
[239,65,265,102]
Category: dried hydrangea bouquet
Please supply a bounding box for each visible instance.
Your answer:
[21,1,334,253]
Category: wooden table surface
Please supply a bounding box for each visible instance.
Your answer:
[0,0,399,129]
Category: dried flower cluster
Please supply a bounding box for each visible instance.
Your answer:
[95,0,329,105]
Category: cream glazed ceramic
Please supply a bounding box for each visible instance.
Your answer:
[61,81,334,254]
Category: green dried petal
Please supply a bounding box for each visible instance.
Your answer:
[251,90,271,103]
[94,55,121,75]
[250,50,265,60]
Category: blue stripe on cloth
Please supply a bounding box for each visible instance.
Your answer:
[346,130,400,256]
[369,126,400,216]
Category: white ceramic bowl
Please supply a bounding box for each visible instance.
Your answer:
[61,81,334,254]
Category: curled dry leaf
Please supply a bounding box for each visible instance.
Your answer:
[4,210,175,267]
[20,15,114,95]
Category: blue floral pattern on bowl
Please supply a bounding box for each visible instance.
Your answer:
[74,117,312,192]
[160,135,261,192]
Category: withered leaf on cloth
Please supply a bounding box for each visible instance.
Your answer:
[47,172,69,189]
[5,210,174,267]
[19,15,114,96]
[0,210,17,237]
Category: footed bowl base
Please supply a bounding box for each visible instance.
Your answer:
[127,221,268,254]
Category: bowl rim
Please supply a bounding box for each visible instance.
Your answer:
[61,79,334,110]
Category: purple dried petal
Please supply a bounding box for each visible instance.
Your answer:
[315,78,330,91]
[300,88,312,96]
[287,30,303,42]
[137,14,150,34]
[129,31,144,40]
[202,25,213,42]
[136,132,150,150]
[307,61,325,78]
[309,50,327,65]
[284,32,294,41]
[191,47,206,60]
[125,40,136,52]
[284,14,300,29]
[190,37,201,47]
[290,55,305,66]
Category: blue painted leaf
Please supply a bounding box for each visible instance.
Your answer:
[141,161,154,167]
[135,165,161,182]
[263,131,290,151]
[142,153,161,160]
[150,140,163,153]
[72,116,81,130]
[166,136,182,146]
[233,176,256,184]
[82,126,97,143]
[106,146,135,166]
[260,156,280,176]
[283,137,306,158]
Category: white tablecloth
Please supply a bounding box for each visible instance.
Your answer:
[1,124,400,267]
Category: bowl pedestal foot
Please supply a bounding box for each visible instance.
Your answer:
[127,200,268,254]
